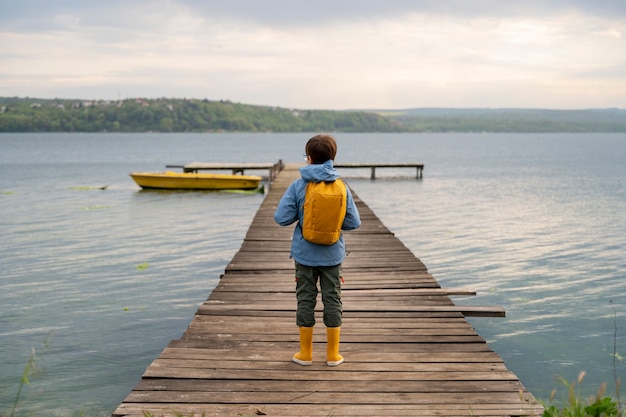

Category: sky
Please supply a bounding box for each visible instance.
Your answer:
[1,0,625,110]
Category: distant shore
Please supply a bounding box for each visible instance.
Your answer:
[1,96,625,133]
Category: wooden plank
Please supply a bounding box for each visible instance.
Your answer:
[197,302,505,317]
[333,162,424,179]
[184,317,478,333]
[182,162,280,170]
[112,164,542,417]
[165,339,499,353]
[114,403,539,417]
[149,358,511,373]
[123,390,529,404]
[211,287,476,296]
[156,347,505,362]
[132,378,525,393]
[142,366,520,382]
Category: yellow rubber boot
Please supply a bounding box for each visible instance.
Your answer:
[293,326,313,365]
[326,327,344,366]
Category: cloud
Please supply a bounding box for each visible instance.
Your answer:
[1,0,625,108]
[178,0,626,23]
[5,0,625,29]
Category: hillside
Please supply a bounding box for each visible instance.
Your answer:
[1,97,624,132]
[377,108,626,133]
[0,97,402,133]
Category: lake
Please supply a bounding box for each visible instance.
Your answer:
[1,132,625,415]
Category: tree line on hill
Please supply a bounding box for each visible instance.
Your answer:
[379,108,626,133]
[1,96,624,133]
[0,97,402,133]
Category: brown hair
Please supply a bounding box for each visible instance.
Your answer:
[305,134,337,164]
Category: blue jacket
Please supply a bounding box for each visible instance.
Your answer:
[274,160,361,266]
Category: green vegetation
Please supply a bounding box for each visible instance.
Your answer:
[135,262,150,271]
[541,372,623,417]
[0,97,402,133]
[8,348,40,417]
[1,97,624,133]
[5,334,51,417]
[69,185,108,190]
[539,307,626,416]
[379,107,626,133]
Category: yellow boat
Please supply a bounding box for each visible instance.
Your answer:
[130,171,262,190]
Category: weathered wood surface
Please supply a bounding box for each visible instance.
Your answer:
[166,161,284,180]
[112,163,542,417]
[333,162,424,179]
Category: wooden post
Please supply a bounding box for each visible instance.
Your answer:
[370,167,376,180]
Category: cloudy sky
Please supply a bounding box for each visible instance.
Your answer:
[1,1,625,109]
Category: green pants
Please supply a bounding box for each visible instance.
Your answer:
[294,262,343,328]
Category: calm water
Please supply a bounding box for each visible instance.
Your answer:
[1,132,625,415]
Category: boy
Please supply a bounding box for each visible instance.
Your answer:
[274,134,361,366]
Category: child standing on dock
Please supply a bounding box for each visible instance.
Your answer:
[274,134,361,366]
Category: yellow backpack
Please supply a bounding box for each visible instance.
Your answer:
[302,179,347,245]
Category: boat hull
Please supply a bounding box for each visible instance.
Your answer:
[130,172,262,190]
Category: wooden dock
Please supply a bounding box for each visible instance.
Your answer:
[113,164,542,417]
[334,162,424,179]
[165,161,424,181]
[166,161,285,181]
